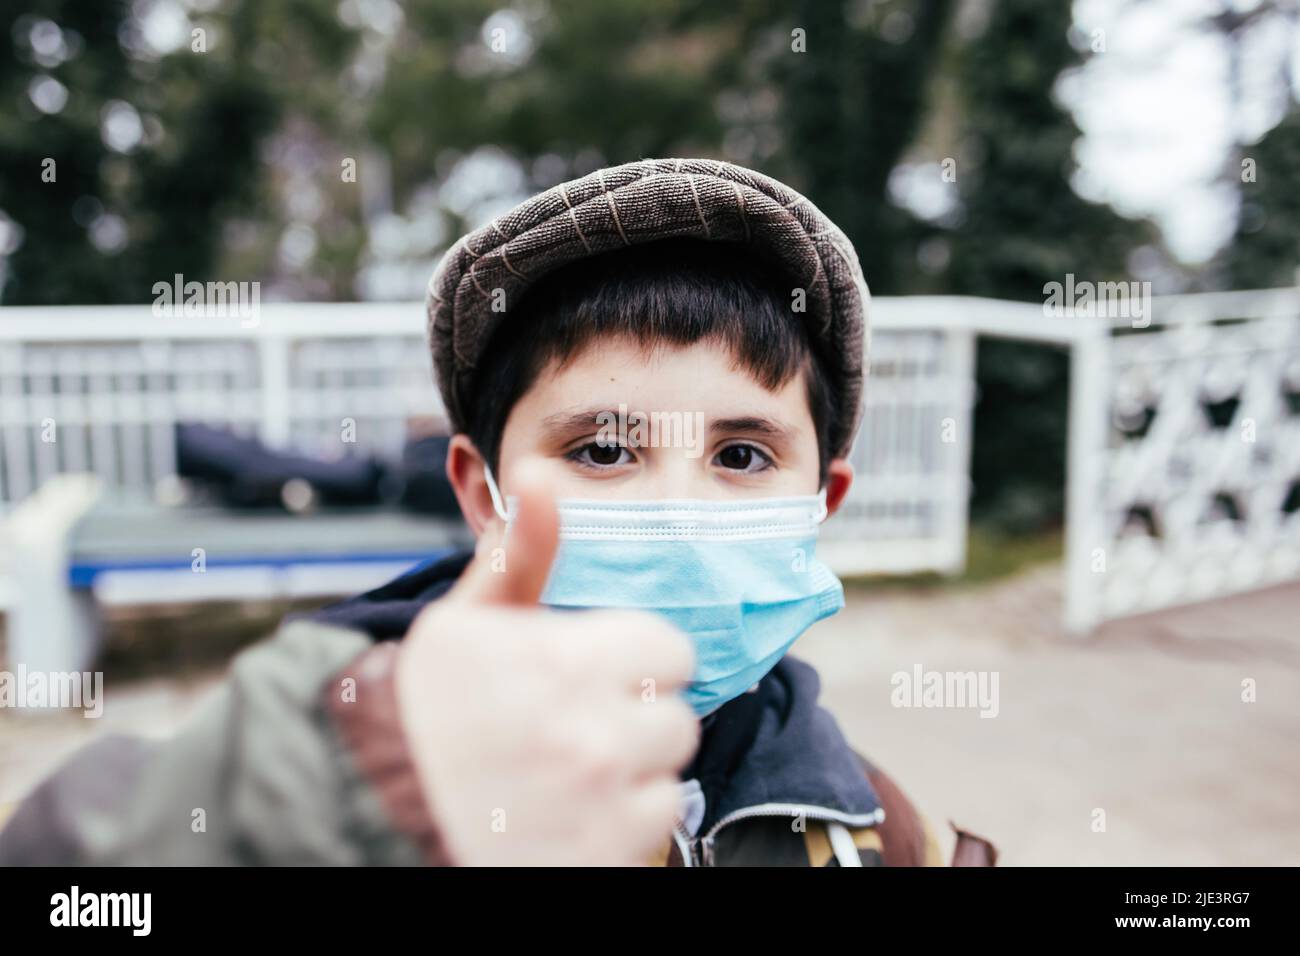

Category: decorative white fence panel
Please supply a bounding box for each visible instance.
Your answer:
[1082,289,1300,627]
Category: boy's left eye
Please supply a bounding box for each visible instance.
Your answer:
[713,443,772,473]
[569,442,634,468]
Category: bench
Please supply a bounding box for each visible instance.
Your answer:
[2,474,471,675]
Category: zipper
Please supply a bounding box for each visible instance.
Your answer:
[671,818,696,867]
[677,803,885,867]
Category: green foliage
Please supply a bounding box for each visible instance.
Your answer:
[0,0,356,304]
[941,0,1155,531]
[843,524,1064,590]
[1227,107,1300,289]
[764,0,957,295]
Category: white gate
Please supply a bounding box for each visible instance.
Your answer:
[1068,288,1300,630]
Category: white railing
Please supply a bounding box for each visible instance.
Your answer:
[1070,288,1300,630]
[0,302,978,577]
[1,289,1298,633]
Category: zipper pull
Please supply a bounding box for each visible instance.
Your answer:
[700,836,715,867]
[671,821,697,867]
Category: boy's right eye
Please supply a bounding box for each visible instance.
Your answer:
[568,442,634,469]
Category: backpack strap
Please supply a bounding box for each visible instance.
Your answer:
[826,822,864,867]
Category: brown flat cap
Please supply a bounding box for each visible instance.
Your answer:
[426,157,869,457]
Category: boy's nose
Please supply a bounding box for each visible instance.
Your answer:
[642,454,724,501]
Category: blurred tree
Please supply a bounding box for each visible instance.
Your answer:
[941,0,1154,532]
[371,0,956,293]
[1228,104,1300,289]
[0,0,356,305]
[1,0,151,303]
[762,0,956,295]
[368,0,732,275]
[1215,0,1300,290]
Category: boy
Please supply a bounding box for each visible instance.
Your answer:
[0,159,990,866]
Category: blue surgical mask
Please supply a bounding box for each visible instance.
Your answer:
[484,468,845,717]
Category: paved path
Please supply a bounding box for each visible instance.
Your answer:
[801,568,1300,865]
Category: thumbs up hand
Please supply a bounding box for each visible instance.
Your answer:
[394,460,699,866]
[446,458,562,608]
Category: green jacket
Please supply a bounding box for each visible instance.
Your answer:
[0,553,994,867]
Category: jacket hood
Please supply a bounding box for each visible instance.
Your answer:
[304,548,880,832]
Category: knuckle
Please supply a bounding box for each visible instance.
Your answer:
[532,718,572,763]
[546,637,592,687]
[530,620,583,670]
[644,780,680,825]
[659,705,701,761]
[576,728,624,790]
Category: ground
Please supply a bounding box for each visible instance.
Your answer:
[804,567,1300,866]
[2,560,1298,865]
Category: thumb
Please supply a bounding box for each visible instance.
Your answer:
[454,458,561,607]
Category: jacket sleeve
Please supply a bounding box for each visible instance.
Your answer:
[0,621,452,866]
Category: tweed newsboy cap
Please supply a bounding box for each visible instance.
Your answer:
[426,157,870,457]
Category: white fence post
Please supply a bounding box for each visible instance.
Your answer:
[940,327,977,574]
[1064,321,1109,634]
[258,333,291,449]
[0,342,33,503]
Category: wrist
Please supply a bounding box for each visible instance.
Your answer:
[326,641,455,865]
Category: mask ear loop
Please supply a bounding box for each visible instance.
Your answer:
[482,464,512,523]
[815,488,829,523]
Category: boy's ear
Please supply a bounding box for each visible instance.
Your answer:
[823,458,854,518]
[446,434,500,536]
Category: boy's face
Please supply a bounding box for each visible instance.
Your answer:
[450,335,854,532]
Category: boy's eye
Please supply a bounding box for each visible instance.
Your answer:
[714,443,772,473]
[570,442,633,468]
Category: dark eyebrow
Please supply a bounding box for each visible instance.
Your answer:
[539,408,618,435]
[539,409,797,445]
[710,416,795,440]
